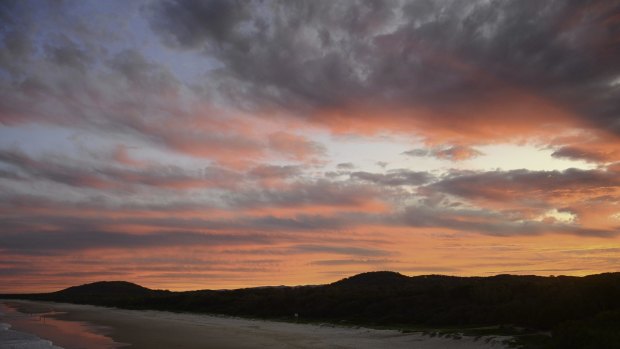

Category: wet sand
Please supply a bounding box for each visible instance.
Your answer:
[0,322,63,349]
[0,302,121,349]
[2,300,510,349]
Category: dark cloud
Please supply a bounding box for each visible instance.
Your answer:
[1,0,620,289]
[0,1,35,70]
[394,205,616,238]
[225,179,383,209]
[0,168,22,180]
[236,215,346,231]
[248,164,302,180]
[0,149,325,192]
[0,229,270,255]
[0,6,322,165]
[293,244,392,257]
[310,258,395,266]
[0,150,390,214]
[2,0,617,167]
[47,271,128,278]
[0,191,218,215]
[399,168,620,237]
[0,179,377,218]
[428,168,620,202]
[551,146,618,163]
[350,169,432,186]
[0,149,242,190]
[336,162,355,170]
[44,36,93,72]
[146,0,620,138]
[146,0,246,47]
[107,49,179,92]
[98,214,347,232]
[0,149,113,189]
[402,149,429,157]
[0,18,183,134]
[0,267,38,276]
[403,145,483,161]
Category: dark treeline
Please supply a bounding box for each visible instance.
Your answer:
[3,271,620,348]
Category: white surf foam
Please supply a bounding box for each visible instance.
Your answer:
[0,322,63,349]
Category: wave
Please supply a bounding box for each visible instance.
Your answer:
[0,322,64,349]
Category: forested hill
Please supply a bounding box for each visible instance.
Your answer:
[3,271,620,348]
[54,281,153,296]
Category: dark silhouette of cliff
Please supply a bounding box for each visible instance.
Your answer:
[3,271,619,348]
[54,281,152,296]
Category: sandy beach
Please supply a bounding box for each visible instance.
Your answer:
[0,300,511,349]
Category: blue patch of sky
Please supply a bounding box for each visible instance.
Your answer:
[0,124,214,170]
[20,0,219,85]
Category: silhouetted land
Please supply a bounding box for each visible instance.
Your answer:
[3,272,619,348]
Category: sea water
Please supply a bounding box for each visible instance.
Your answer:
[0,321,63,349]
[0,302,120,349]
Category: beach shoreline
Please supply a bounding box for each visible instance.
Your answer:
[0,301,122,349]
[0,322,63,349]
[1,300,511,349]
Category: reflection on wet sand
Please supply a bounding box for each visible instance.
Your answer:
[0,302,123,349]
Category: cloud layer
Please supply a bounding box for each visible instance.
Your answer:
[1,0,619,292]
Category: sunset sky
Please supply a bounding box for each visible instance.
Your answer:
[1,0,619,292]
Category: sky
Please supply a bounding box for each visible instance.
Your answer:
[1,0,619,292]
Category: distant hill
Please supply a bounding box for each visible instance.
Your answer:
[33,281,160,305]
[331,271,409,287]
[3,271,620,348]
[54,281,153,296]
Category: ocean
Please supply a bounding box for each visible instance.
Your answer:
[0,302,121,349]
